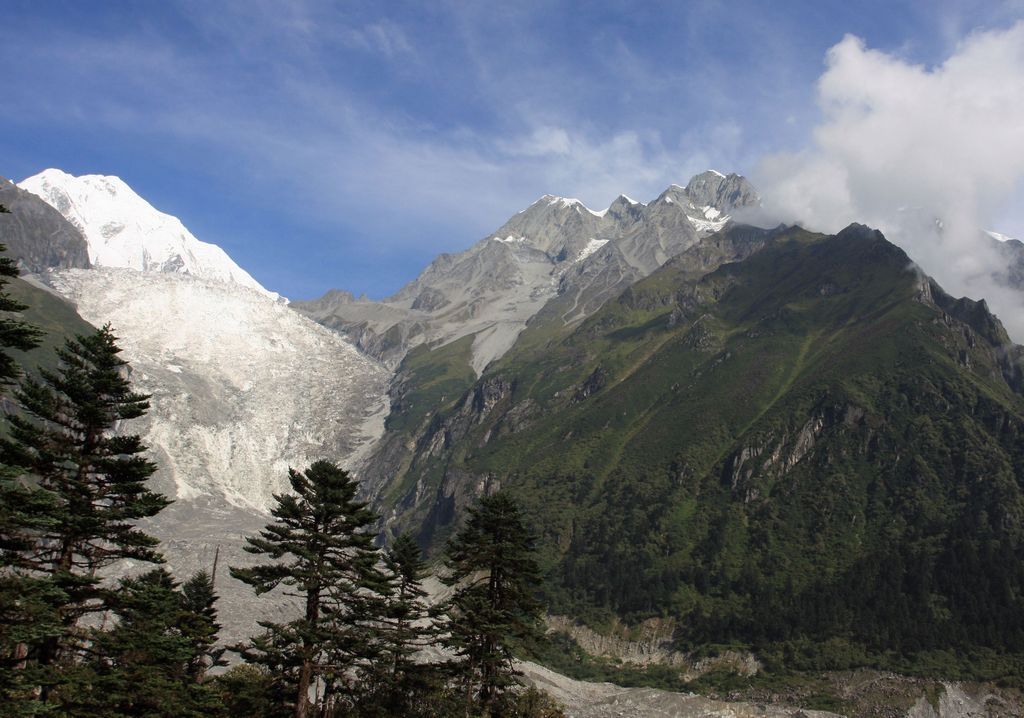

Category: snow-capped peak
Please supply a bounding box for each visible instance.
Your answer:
[536,194,612,218]
[987,230,1019,243]
[543,194,585,209]
[19,168,280,300]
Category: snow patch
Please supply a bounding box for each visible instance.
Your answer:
[987,230,1017,243]
[493,235,528,244]
[687,214,730,234]
[576,238,609,263]
[545,195,583,209]
[542,194,607,217]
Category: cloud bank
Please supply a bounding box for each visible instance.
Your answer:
[753,22,1024,340]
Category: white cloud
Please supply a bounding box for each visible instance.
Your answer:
[754,23,1024,340]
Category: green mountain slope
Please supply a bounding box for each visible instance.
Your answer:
[368,223,1024,665]
[6,277,96,378]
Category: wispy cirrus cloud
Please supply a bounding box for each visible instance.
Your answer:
[3,1,1023,300]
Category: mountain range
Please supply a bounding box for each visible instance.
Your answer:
[292,170,758,373]
[5,166,1024,695]
[363,219,1024,656]
[6,172,390,640]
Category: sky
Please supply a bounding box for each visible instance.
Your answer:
[2,0,1024,307]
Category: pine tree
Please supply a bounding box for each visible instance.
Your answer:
[0,207,42,386]
[180,570,226,682]
[440,492,544,717]
[230,460,384,718]
[0,220,57,713]
[357,533,441,717]
[62,568,221,718]
[0,325,170,677]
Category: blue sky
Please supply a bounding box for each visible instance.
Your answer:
[2,1,1023,300]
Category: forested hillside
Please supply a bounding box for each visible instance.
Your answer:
[369,224,1024,672]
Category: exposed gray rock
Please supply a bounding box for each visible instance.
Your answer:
[683,170,760,213]
[0,176,91,272]
[992,234,1024,291]
[519,660,839,718]
[293,172,761,375]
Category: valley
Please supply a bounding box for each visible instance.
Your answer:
[2,167,1023,716]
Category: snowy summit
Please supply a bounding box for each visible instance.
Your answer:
[19,169,280,300]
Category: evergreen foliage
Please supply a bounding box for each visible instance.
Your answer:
[0,325,169,672]
[357,533,442,717]
[213,663,290,718]
[377,226,1024,676]
[441,492,544,716]
[180,570,226,682]
[0,231,43,386]
[60,568,220,718]
[0,227,52,713]
[230,460,384,718]
[232,469,563,717]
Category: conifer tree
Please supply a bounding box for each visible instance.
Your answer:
[0,325,169,675]
[358,533,441,717]
[180,569,226,682]
[0,223,57,712]
[440,492,544,717]
[231,460,383,718]
[0,208,42,386]
[63,568,221,718]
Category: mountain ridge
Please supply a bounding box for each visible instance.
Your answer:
[18,168,281,301]
[358,220,1024,669]
[0,176,91,272]
[293,170,760,374]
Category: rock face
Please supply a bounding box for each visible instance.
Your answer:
[19,169,279,300]
[293,171,759,374]
[990,232,1024,291]
[0,176,91,271]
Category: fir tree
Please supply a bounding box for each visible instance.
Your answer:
[0,325,169,676]
[230,460,384,718]
[440,492,544,717]
[358,533,440,717]
[0,210,43,386]
[0,222,55,713]
[62,568,221,718]
[180,569,226,682]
